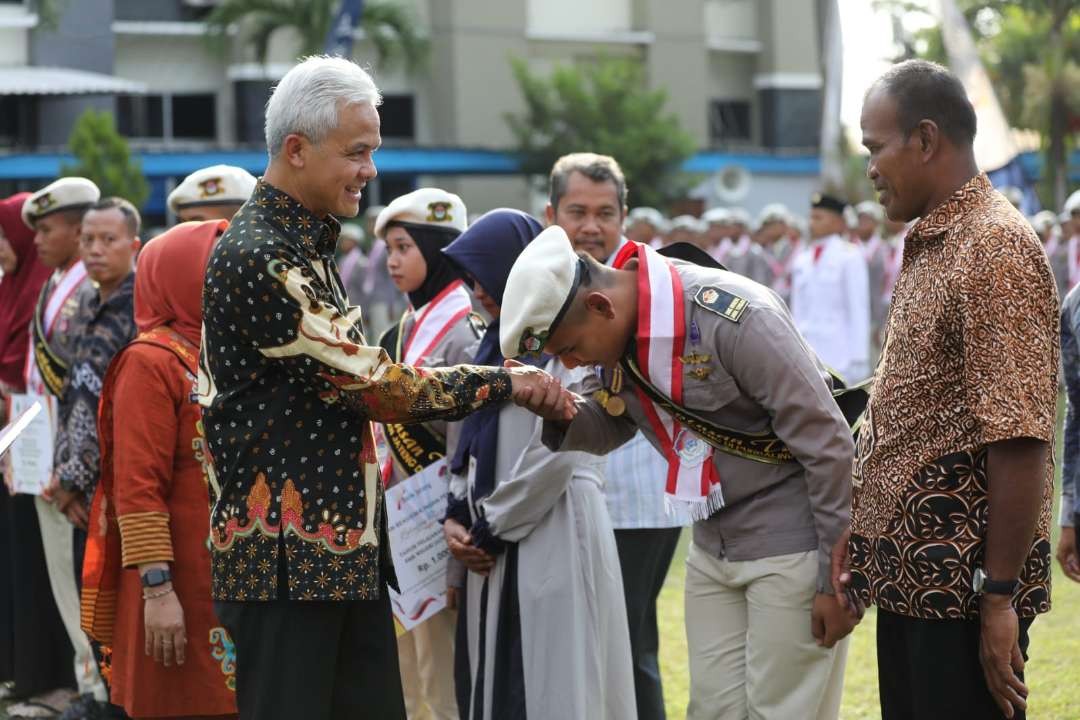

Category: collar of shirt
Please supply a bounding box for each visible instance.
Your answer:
[89,272,135,321]
[252,179,341,258]
[906,173,993,245]
[606,236,631,267]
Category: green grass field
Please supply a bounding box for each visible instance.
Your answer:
[655,526,1080,720]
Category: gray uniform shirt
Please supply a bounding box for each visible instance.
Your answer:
[543,261,854,592]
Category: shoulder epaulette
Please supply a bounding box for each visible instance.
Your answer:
[693,286,748,323]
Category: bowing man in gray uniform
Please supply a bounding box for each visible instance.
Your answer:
[500,227,862,720]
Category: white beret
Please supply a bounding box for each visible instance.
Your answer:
[727,208,751,227]
[168,165,257,214]
[1030,210,1058,234]
[757,203,791,226]
[22,177,100,229]
[670,214,705,233]
[373,187,467,240]
[1064,189,1080,216]
[627,207,665,226]
[854,201,885,221]
[702,207,731,225]
[500,225,582,359]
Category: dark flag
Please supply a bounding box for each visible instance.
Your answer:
[324,0,365,57]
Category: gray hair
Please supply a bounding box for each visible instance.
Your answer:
[549,152,628,211]
[264,56,383,159]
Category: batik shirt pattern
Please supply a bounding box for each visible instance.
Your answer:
[200,180,511,602]
[851,174,1058,620]
[54,274,136,499]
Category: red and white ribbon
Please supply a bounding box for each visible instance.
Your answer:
[615,242,723,520]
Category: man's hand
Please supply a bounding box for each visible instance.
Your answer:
[830,528,865,618]
[54,486,88,530]
[443,518,495,576]
[1056,527,1080,583]
[505,360,578,422]
[979,595,1028,719]
[144,587,186,668]
[811,592,860,648]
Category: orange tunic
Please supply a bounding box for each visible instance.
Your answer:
[88,327,237,718]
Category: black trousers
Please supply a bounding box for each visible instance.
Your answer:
[877,608,1034,720]
[215,591,406,720]
[0,491,74,697]
[614,527,682,720]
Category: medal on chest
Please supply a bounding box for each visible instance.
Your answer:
[593,365,626,417]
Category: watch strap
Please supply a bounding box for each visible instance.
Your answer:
[982,576,1019,595]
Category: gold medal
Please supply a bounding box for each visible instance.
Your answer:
[605,394,626,417]
[593,388,610,406]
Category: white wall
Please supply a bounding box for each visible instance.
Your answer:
[527,0,631,36]
[704,0,757,41]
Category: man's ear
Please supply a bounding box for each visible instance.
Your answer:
[917,119,940,163]
[283,133,307,169]
[583,290,615,320]
[544,202,555,227]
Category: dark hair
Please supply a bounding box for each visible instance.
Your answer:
[549,153,628,211]
[87,196,141,237]
[873,59,977,148]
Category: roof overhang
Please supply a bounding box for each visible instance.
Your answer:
[0,66,148,96]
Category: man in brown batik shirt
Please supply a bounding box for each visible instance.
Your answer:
[846,60,1058,720]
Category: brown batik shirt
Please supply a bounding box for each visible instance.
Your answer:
[200,180,512,602]
[850,173,1058,620]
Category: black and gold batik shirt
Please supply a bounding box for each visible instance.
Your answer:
[200,180,511,602]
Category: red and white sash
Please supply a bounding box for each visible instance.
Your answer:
[380,280,472,481]
[615,242,723,520]
[402,280,472,366]
[24,261,88,394]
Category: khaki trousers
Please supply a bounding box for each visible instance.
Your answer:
[684,543,847,720]
[34,496,106,700]
[397,608,458,720]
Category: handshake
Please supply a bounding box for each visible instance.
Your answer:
[503,359,579,422]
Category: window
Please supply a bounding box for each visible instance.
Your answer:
[709,100,752,144]
[0,95,36,149]
[378,95,415,140]
[172,94,216,139]
[118,95,165,138]
[117,93,216,141]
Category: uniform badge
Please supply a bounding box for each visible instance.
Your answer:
[467,312,487,340]
[679,352,711,365]
[427,201,453,223]
[694,286,748,323]
[674,429,709,468]
[518,327,548,356]
[33,193,56,213]
[199,177,225,198]
[688,366,713,381]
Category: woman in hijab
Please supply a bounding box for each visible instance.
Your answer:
[80,220,238,720]
[373,188,481,720]
[440,209,636,720]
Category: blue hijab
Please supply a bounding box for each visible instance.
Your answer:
[442,209,545,504]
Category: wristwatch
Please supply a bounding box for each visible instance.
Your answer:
[140,568,172,589]
[972,567,1018,596]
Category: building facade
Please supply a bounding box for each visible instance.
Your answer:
[0,0,829,224]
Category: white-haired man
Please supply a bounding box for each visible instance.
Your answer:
[199,56,570,720]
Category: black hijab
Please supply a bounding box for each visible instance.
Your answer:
[441,209,546,502]
[391,221,462,309]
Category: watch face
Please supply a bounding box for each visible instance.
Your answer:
[972,567,986,593]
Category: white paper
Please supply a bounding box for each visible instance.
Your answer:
[385,458,451,631]
[5,393,56,495]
